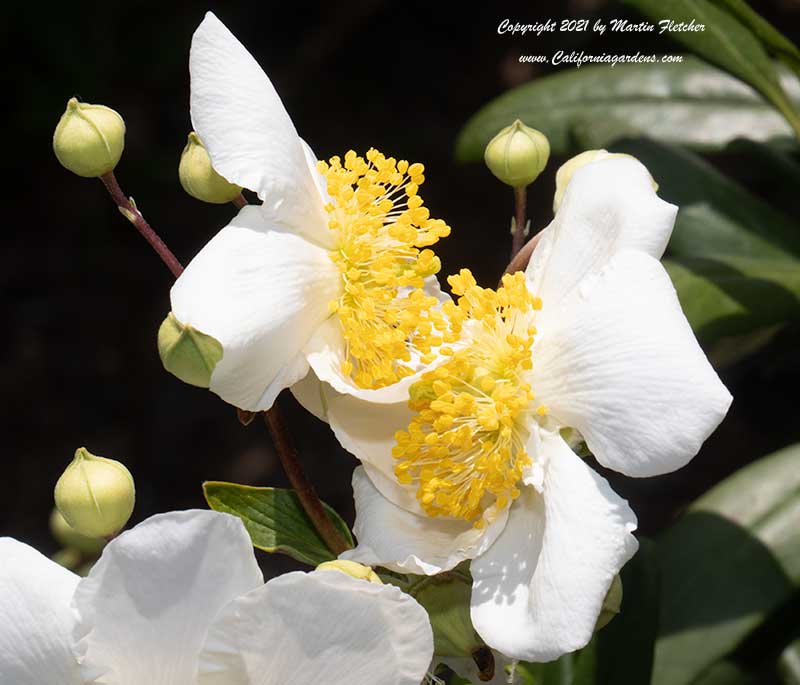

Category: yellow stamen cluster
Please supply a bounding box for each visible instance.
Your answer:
[320,149,451,389]
[393,269,543,524]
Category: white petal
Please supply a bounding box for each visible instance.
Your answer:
[171,205,341,411]
[470,431,638,662]
[190,13,332,246]
[73,510,263,685]
[533,249,732,477]
[290,368,329,423]
[342,467,508,575]
[198,569,433,685]
[300,138,332,206]
[0,539,81,685]
[526,156,677,311]
[325,386,415,499]
[441,650,517,685]
[304,276,450,403]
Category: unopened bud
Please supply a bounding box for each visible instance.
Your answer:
[595,574,623,631]
[316,559,382,584]
[484,119,550,189]
[49,507,105,556]
[179,132,242,204]
[415,577,483,657]
[53,97,125,177]
[158,312,223,388]
[54,447,135,538]
[553,149,659,212]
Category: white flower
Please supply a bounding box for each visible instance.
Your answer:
[167,12,451,411]
[305,155,732,662]
[0,510,433,684]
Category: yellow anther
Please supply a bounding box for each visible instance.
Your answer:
[321,148,451,388]
[393,269,544,525]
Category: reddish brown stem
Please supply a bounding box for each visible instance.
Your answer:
[503,231,544,281]
[98,173,346,556]
[511,185,528,260]
[100,172,184,278]
[263,406,351,555]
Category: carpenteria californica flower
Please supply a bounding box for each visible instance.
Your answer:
[164,13,451,410]
[299,154,733,662]
[0,510,434,684]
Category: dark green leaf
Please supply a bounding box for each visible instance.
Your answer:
[516,654,575,685]
[722,138,800,221]
[622,0,800,137]
[456,58,800,161]
[690,660,757,685]
[609,138,800,261]
[579,540,661,685]
[709,0,800,76]
[653,444,800,685]
[779,639,800,685]
[203,481,353,566]
[664,255,800,354]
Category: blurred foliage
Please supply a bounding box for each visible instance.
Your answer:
[622,0,800,135]
[456,58,800,161]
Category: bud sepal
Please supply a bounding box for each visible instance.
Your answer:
[158,312,223,388]
[179,132,242,204]
[484,119,550,189]
[54,447,135,538]
[53,97,125,178]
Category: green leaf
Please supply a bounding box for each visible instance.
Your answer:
[709,0,800,77]
[609,138,800,261]
[576,540,661,685]
[622,0,800,138]
[203,481,353,566]
[516,654,575,685]
[652,444,800,685]
[690,660,757,685]
[456,57,800,161]
[779,639,800,685]
[663,255,800,353]
[722,138,800,220]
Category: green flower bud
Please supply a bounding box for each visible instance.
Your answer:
[51,548,83,571]
[415,577,483,657]
[49,507,105,556]
[595,574,623,631]
[553,149,659,212]
[158,312,223,388]
[53,97,125,177]
[484,119,550,189]
[316,559,383,584]
[54,447,135,538]
[179,132,242,204]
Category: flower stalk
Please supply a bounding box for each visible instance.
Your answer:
[502,231,544,281]
[511,186,528,260]
[99,171,184,278]
[262,407,351,555]
[97,174,349,556]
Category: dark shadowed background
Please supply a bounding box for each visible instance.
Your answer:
[4,0,800,577]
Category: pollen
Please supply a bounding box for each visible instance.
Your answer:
[393,270,542,524]
[319,149,451,389]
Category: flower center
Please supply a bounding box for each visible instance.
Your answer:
[392,270,544,525]
[319,149,451,389]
